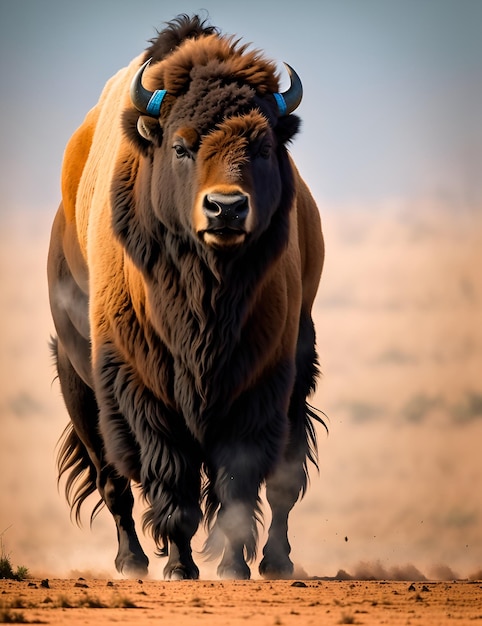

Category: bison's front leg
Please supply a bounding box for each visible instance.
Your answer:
[140,435,203,580]
[98,352,203,579]
[206,436,280,580]
[162,500,202,580]
[215,500,256,579]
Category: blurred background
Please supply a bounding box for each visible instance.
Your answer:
[1,0,481,580]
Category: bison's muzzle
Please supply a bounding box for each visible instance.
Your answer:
[201,192,250,247]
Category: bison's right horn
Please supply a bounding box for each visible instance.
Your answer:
[273,63,303,116]
[130,58,167,118]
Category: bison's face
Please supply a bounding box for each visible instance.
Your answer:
[165,111,283,249]
[128,57,302,250]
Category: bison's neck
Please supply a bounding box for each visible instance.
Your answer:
[148,238,251,398]
[142,240,261,439]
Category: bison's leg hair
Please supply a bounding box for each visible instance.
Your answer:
[260,313,320,579]
[55,340,149,576]
[96,350,202,580]
[205,440,270,580]
[138,437,202,580]
[162,501,202,580]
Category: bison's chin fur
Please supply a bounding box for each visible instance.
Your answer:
[201,230,247,249]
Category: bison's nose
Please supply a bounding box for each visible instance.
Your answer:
[203,193,249,230]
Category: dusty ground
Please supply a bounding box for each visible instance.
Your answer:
[1,577,482,625]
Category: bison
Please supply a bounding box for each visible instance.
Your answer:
[47,14,325,580]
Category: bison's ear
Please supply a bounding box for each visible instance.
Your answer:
[123,109,163,154]
[275,114,301,146]
[137,116,162,144]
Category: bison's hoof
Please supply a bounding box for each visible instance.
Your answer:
[217,561,251,580]
[116,554,149,578]
[258,556,294,580]
[164,563,200,580]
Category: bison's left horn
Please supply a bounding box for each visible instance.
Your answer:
[274,63,303,116]
[130,58,167,118]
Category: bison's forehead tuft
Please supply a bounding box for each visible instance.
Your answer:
[199,110,271,159]
[170,76,258,136]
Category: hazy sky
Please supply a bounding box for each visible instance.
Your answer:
[1,0,481,212]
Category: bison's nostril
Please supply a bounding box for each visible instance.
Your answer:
[203,193,249,222]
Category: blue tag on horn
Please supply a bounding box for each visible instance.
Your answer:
[273,92,287,116]
[146,90,168,117]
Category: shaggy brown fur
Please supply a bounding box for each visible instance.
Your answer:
[48,14,324,580]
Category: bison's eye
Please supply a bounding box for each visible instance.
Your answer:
[172,142,191,160]
[255,143,272,159]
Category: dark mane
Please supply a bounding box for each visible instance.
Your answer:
[143,13,219,64]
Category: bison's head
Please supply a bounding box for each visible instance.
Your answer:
[124,34,302,252]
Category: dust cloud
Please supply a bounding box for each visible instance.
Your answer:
[1,200,481,580]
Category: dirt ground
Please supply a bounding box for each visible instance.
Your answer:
[1,577,481,625]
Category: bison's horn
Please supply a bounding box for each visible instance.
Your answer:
[274,63,303,116]
[130,58,167,118]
